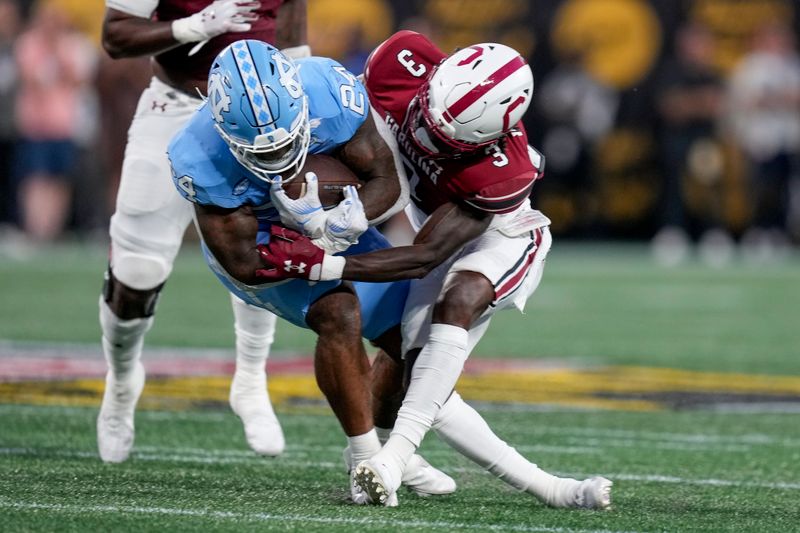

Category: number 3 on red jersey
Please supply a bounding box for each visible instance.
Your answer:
[397,50,427,77]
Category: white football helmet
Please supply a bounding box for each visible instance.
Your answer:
[407,43,534,158]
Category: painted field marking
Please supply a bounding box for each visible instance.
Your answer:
[3,367,800,412]
[0,499,642,533]
[2,403,798,448]
[2,446,799,492]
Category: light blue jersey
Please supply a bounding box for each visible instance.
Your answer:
[168,56,407,340]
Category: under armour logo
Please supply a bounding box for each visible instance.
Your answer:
[283,260,307,273]
[152,101,168,112]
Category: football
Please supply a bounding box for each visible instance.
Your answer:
[281,154,363,208]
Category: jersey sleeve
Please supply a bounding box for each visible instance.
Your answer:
[106,0,158,18]
[364,31,443,114]
[463,173,537,214]
[299,57,369,153]
[462,144,545,215]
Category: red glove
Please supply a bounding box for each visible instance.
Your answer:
[256,226,345,281]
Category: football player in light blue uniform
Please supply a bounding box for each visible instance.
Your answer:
[168,40,407,337]
[166,39,453,504]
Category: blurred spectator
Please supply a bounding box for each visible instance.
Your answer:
[308,0,392,61]
[13,0,97,242]
[652,22,729,266]
[339,25,372,75]
[0,0,21,226]
[535,49,618,234]
[727,21,800,260]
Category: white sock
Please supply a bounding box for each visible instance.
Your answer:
[99,298,153,380]
[348,429,382,464]
[231,294,277,379]
[379,324,469,481]
[432,391,578,506]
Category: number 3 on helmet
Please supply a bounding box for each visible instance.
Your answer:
[408,43,534,158]
[207,39,310,183]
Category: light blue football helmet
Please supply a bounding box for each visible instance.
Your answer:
[207,39,310,183]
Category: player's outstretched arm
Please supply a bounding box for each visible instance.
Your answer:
[102,8,180,59]
[102,1,258,59]
[194,204,267,286]
[257,202,492,283]
[341,202,491,281]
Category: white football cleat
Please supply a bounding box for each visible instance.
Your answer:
[229,371,285,456]
[573,476,613,510]
[353,458,401,506]
[97,362,145,463]
[343,447,455,497]
[350,468,398,507]
[401,453,457,496]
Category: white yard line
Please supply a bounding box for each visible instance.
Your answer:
[2,446,798,491]
[0,499,640,533]
[2,403,798,449]
[506,424,800,447]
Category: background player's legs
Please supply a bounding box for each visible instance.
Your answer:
[99,201,190,463]
[98,79,282,461]
[98,80,197,463]
[97,275,155,463]
[229,294,284,456]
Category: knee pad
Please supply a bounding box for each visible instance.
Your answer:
[111,249,171,291]
[103,267,165,318]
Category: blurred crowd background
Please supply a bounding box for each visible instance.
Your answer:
[0,0,799,266]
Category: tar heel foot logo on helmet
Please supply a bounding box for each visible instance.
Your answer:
[208,39,311,183]
[407,42,533,158]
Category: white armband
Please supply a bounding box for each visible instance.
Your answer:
[106,0,159,18]
[281,45,312,60]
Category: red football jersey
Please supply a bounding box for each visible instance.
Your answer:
[364,31,543,216]
[154,0,286,82]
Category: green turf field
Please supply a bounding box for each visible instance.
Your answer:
[1,243,799,532]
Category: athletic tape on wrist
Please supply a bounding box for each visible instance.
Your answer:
[318,255,346,281]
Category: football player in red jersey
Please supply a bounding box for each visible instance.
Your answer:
[96,0,310,463]
[260,31,613,508]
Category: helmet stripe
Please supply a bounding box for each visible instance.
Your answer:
[231,41,274,131]
[444,55,527,123]
[501,95,527,131]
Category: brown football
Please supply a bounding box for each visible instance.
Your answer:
[281,154,364,208]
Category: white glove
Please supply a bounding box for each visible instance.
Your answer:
[313,186,368,253]
[172,0,260,44]
[270,172,328,239]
